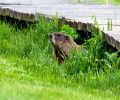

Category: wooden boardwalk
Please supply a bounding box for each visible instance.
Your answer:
[0,0,120,50]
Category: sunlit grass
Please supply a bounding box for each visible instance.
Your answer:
[69,0,120,4]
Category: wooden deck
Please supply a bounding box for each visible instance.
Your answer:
[0,0,120,50]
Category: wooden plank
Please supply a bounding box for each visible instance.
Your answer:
[0,0,120,50]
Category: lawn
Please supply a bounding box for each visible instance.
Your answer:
[0,17,120,99]
[0,56,119,100]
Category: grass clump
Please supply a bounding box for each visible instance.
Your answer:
[60,25,78,39]
[69,0,120,4]
[0,17,120,99]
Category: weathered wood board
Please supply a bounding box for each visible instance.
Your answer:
[0,0,120,50]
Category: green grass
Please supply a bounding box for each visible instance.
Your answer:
[71,0,120,4]
[0,56,119,100]
[0,17,120,99]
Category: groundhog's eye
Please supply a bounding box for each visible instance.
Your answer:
[65,36,69,40]
[56,34,61,37]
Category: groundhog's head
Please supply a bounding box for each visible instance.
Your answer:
[49,32,79,64]
[50,32,71,47]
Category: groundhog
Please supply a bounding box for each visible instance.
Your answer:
[50,32,80,64]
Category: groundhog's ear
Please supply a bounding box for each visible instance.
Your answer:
[65,36,69,40]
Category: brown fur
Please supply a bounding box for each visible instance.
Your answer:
[50,32,80,64]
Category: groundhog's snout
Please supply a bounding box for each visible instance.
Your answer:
[49,33,56,45]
